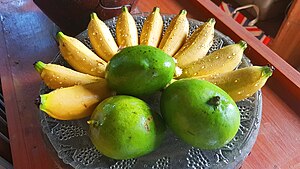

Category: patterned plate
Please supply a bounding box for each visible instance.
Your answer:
[39,13,262,169]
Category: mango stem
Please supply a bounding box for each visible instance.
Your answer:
[207,96,220,106]
[87,120,100,126]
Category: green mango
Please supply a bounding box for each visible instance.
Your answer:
[105,45,175,97]
[160,79,240,149]
[88,95,166,159]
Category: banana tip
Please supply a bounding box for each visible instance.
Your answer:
[90,12,98,19]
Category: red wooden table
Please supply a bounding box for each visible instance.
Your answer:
[0,0,299,169]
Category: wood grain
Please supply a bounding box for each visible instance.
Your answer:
[0,0,299,169]
[269,0,300,69]
[244,87,300,169]
[0,1,67,168]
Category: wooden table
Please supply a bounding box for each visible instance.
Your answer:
[0,0,299,169]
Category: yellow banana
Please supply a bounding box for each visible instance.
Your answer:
[158,9,189,56]
[179,40,247,78]
[196,65,273,102]
[116,6,138,48]
[88,13,118,61]
[174,18,215,68]
[57,32,107,77]
[140,7,163,47]
[34,61,102,89]
[38,81,114,120]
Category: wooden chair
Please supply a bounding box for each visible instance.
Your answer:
[0,80,13,169]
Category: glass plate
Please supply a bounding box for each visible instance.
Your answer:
[39,13,262,169]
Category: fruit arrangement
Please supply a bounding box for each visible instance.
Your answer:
[35,6,273,161]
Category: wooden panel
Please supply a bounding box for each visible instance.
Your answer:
[269,0,300,69]
[244,87,300,169]
[0,1,66,168]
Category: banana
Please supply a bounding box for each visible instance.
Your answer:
[57,32,107,77]
[116,6,138,48]
[158,9,189,56]
[34,61,102,89]
[179,40,247,78]
[196,66,273,102]
[88,13,118,61]
[174,18,215,68]
[38,81,114,120]
[159,9,189,56]
[140,7,163,47]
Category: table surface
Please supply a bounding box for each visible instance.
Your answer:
[0,0,299,169]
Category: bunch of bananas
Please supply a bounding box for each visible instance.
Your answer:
[35,6,272,120]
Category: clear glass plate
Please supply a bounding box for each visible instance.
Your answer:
[39,13,262,169]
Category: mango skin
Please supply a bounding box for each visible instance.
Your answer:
[160,79,240,149]
[105,45,175,97]
[88,95,166,160]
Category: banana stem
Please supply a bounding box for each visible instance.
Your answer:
[34,61,46,73]
[180,9,187,15]
[207,18,216,24]
[262,65,274,77]
[90,12,98,19]
[153,7,160,12]
[56,31,65,40]
[122,6,128,12]
[238,40,247,50]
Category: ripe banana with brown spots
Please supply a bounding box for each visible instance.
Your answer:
[140,7,163,47]
[88,13,118,61]
[37,81,114,120]
[57,32,107,77]
[195,65,273,102]
[179,40,247,78]
[34,61,103,89]
[174,18,215,68]
[158,9,189,56]
[116,6,138,48]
